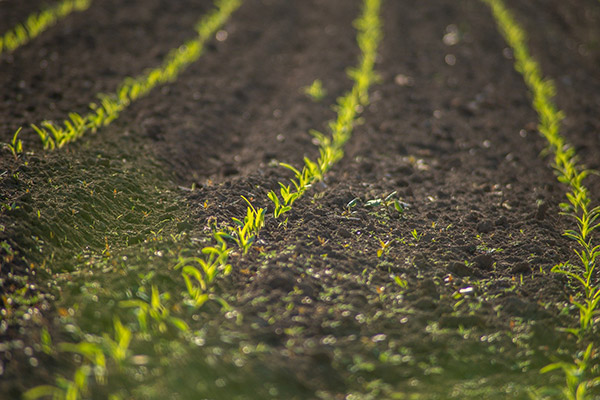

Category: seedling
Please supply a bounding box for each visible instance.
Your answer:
[410,229,423,242]
[377,238,393,258]
[365,191,408,215]
[541,344,599,400]
[2,128,23,160]
[393,275,408,289]
[303,79,327,101]
[119,286,188,334]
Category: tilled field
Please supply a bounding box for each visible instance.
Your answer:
[1,0,600,399]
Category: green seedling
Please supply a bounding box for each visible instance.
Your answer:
[303,79,327,101]
[225,196,265,253]
[102,317,132,367]
[541,344,600,400]
[393,275,408,289]
[2,127,23,160]
[365,191,409,215]
[410,229,422,242]
[119,285,188,334]
[377,238,393,258]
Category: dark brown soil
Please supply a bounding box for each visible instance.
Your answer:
[1,0,599,398]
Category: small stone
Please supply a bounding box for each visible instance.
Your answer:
[337,228,351,238]
[511,261,531,275]
[477,221,494,233]
[414,297,437,311]
[473,254,494,270]
[535,202,549,220]
[448,261,473,277]
[495,216,508,226]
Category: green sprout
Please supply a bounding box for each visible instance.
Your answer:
[541,344,600,400]
[365,191,408,215]
[303,79,327,101]
[119,286,188,334]
[376,238,393,258]
[410,229,422,243]
[2,127,23,160]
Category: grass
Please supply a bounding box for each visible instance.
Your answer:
[20,0,241,150]
[482,0,600,397]
[0,0,91,58]
[268,0,382,220]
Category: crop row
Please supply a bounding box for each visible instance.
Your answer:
[0,0,91,58]
[482,0,600,397]
[23,0,383,398]
[5,0,241,153]
[268,1,381,221]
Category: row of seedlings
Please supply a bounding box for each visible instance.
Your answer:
[0,0,91,57]
[482,0,600,397]
[23,0,384,398]
[6,0,242,153]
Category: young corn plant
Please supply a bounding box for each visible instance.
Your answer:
[174,233,232,308]
[365,191,408,216]
[24,317,129,400]
[20,0,242,150]
[225,196,266,254]
[303,79,327,101]
[541,344,600,400]
[2,127,23,160]
[269,0,382,219]
[483,0,600,395]
[0,0,91,57]
[119,285,189,334]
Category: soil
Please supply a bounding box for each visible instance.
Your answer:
[1,0,600,399]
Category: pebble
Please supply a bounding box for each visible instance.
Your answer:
[476,220,493,233]
[473,254,494,270]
